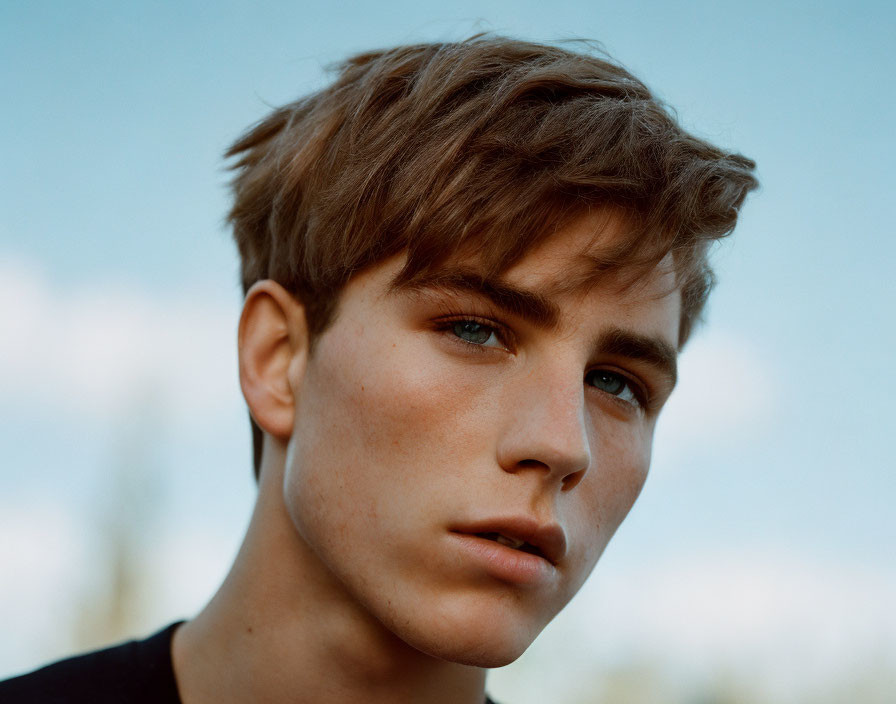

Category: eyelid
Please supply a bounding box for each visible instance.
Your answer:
[586,366,651,411]
[432,312,515,352]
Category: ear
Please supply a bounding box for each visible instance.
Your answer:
[238,280,309,441]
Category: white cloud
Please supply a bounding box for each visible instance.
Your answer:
[0,255,242,424]
[652,330,778,468]
[587,552,896,665]
[0,496,242,681]
[0,501,94,677]
[0,256,251,677]
[490,551,896,703]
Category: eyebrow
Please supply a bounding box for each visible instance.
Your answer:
[597,327,678,390]
[393,268,678,387]
[393,269,562,330]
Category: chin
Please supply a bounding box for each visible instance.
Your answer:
[440,643,529,669]
[412,630,532,668]
[393,603,546,668]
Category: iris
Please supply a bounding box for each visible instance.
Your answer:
[585,369,626,396]
[452,321,494,345]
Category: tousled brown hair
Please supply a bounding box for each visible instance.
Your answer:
[226,36,758,477]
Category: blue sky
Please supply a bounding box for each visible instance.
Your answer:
[2,2,894,700]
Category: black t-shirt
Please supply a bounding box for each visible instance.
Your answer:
[0,623,501,703]
[0,622,184,703]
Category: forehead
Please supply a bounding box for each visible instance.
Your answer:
[518,211,678,294]
[396,211,682,336]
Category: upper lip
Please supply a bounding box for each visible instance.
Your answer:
[450,515,567,565]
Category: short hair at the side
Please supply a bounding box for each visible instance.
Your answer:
[226,35,758,478]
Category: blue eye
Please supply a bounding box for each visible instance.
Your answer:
[452,320,499,346]
[585,369,641,406]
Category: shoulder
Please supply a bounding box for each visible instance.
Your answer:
[0,622,183,704]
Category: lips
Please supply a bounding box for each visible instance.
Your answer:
[450,516,567,565]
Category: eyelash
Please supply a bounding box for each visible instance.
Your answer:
[434,313,651,411]
[584,368,649,411]
[434,314,512,352]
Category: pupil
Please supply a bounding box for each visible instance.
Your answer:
[454,321,490,344]
[588,370,624,395]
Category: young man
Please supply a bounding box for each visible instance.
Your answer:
[1,36,756,703]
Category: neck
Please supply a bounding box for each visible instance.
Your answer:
[172,445,487,704]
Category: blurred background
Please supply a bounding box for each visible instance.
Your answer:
[1,1,893,702]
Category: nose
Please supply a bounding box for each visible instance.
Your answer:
[496,364,591,490]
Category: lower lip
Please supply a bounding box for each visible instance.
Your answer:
[448,532,556,587]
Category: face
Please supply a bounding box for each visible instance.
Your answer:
[282,213,681,666]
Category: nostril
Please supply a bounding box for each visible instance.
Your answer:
[511,458,550,473]
[561,468,586,491]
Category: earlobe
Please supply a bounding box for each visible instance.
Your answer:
[238,280,309,441]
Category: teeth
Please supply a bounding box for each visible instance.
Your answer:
[476,531,530,550]
[494,534,525,549]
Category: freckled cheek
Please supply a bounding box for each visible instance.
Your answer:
[298,332,501,495]
[568,435,651,571]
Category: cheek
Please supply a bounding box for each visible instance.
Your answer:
[320,333,493,467]
[285,322,501,544]
[568,423,653,575]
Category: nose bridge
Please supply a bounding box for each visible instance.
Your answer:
[497,357,591,485]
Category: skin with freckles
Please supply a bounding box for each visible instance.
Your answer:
[172,212,681,704]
